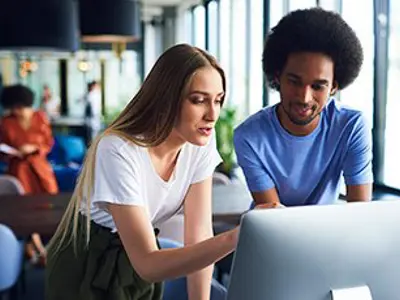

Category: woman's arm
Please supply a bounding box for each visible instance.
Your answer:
[183,177,214,300]
[36,111,54,156]
[107,203,239,283]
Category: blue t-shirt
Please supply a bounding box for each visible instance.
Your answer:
[234,99,373,206]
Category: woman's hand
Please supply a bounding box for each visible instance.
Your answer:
[19,144,39,155]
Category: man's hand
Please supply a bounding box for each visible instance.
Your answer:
[255,202,285,209]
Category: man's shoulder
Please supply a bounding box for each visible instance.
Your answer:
[325,99,367,128]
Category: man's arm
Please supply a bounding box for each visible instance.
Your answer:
[251,187,281,206]
[346,183,372,202]
[343,114,373,202]
[234,128,278,206]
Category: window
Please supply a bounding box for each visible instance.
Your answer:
[176,7,193,44]
[67,52,101,117]
[289,0,316,10]
[21,58,61,109]
[318,0,340,11]
[340,0,374,126]
[267,0,286,106]
[206,0,219,57]
[104,51,141,117]
[219,0,232,103]
[230,0,247,118]
[248,0,264,114]
[384,0,400,188]
[193,5,206,49]
[144,23,158,76]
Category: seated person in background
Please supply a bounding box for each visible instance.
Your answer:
[234,8,373,208]
[0,85,59,266]
[0,84,58,195]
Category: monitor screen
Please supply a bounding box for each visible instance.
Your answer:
[227,200,400,300]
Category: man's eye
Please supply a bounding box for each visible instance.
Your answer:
[288,79,300,86]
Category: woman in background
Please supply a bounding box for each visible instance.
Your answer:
[0,84,59,266]
[0,84,58,195]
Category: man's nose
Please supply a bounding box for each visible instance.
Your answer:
[296,85,313,103]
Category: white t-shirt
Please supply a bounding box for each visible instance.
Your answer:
[81,132,222,232]
[84,90,102,130]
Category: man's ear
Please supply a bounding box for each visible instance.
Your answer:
[330,81,338,95]
[273,73,281,90]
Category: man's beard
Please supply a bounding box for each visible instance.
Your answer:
[282,103,319,126]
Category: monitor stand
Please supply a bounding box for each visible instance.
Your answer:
[331,286,372,300]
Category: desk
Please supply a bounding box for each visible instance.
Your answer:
[0,193,71,238]
[0,183,252,238]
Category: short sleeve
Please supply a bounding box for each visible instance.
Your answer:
[91,136,144,208]
[191,131,222,184]
[233,128,275,192]
[343,114,373,185]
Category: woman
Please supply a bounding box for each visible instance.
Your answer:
[46,44,277,300]
[0,84,58,194]
[0,84,59,266]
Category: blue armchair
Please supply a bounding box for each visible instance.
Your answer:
[0,224,24,299]
[48,134,86,192]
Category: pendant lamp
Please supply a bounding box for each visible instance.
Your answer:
[0,0,80,52]
[79,0,141,43]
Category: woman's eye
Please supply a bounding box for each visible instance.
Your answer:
[190,97,204,104]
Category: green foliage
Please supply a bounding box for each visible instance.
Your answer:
[102,107,123,126]
[215,107,237,176]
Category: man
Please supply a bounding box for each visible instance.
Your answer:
[41,85,60,119]
[234,8,373,207]
[83,80,102,144]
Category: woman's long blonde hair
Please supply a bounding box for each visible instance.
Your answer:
[47,44,226,253]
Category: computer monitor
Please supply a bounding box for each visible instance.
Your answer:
[227,200,400,300]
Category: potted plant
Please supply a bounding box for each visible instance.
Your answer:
[215,107,237,178]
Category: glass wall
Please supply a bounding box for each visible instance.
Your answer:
[230,0,247,118]
[218,0,232,105]
[0,55,61,110]
[248,0,264,114]
[206,0,219,57]
[193,5,206,49]
[385,0,400,188]
[340,0,374,126]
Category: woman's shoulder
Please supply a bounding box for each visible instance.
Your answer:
[34,110,50,124]
[97,134,143,157]
[1,115,11,122]
[0,114,16,127]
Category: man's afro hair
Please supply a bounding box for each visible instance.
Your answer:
[262,7,363,91]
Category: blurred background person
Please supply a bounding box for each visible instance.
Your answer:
[82,80,102,145]
[0,84,59,195]
[0,84,59,267]
[40,84,60,119]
